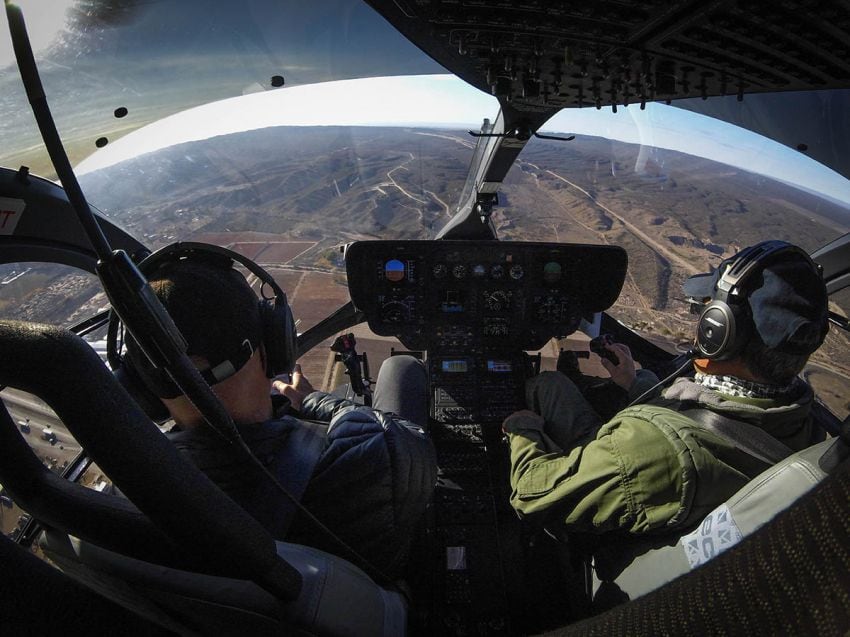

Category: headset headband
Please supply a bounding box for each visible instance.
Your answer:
[138,242,285,302]
[695,240,823,360]
[108,241,292,399]
[713,240,816,305]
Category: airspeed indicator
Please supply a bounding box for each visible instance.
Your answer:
[379,296,416,323]
[484,290,511,311]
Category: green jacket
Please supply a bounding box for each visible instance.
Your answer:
[505,376,820,536]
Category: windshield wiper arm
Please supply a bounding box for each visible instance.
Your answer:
[6,3,113,261]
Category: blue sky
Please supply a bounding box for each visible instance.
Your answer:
[72,74,850,208]
[4,1,849,207]
[542,102,850,207]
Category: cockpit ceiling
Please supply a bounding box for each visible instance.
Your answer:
[366,0,850,112]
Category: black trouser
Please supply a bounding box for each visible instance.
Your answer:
[372,354,429,429]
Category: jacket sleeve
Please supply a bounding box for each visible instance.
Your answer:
[507,412,685,535]
[296,401,437,577]
[299,391,357,422]
[628,368,661,403]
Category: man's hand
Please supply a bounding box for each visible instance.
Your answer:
[272,364,315,411]
[600,342,636,391]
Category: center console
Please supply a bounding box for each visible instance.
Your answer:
[345,240,627,634]
[430,353,526,424]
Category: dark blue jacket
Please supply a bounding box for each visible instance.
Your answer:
[167,391,437,577]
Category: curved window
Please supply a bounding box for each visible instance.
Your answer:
[0,262,103,535]
[0,263,104,326]
[505,105,850,413]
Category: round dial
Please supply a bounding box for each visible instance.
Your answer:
[452,264,467,279]
[381,300,410,323]
[484,290,511,311]
[509,265,524,280]
[432,263,448,279]
[491,264,505,279]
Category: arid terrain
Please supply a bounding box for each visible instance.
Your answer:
[2,125,850,516]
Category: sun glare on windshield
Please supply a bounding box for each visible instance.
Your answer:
[73,75,498,175]
[0,1,75,67]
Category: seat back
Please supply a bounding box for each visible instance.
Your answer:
[0,320,406,634]
[592,436,848,606]
[41,530,407,636]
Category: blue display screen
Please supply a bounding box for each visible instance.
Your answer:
[487,360,512,373]
[442,360,468,373]
[441,290,464,313]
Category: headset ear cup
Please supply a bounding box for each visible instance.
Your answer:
[697,301,736,360]
[259,298,297,376]
[696,300,753,361]
[734,308,751,358]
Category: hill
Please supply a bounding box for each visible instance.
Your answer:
[3,124,848,414]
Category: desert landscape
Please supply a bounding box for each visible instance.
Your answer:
[2,125,849,528]
[74,127,850,409]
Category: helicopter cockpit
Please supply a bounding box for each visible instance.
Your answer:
[2,0,850,634]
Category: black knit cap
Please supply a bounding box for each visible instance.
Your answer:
[125,258,262,398]
[683,244,829,356]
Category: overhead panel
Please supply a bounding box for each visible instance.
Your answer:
[365,0,850,111]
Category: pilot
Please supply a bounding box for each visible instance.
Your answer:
[124,258,437,579]
[503,242,829,539]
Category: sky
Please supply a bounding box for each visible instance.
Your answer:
[543,103,850,206]
[73,75,500,173]
[71,74,850,208]
[0,0,75,67]
[4,0,849,206]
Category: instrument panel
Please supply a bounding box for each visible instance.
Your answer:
[346,240,629,634]
[345,240,628,352]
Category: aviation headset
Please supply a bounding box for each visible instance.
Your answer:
[694,240,820,360]
[108,242,297,410]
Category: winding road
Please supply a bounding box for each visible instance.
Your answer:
[542,167,701,275]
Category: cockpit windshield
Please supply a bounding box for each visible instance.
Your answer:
[2,1,849,404]
[1,10,848,302]
[0,0,449,175]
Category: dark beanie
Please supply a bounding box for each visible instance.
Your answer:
[683,243,829,356]
[125,260,261,398]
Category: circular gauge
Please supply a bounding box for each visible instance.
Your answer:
[509,265,524,280]
[491,264,505,279]
[452,264,467,279]
[472,264,487,278]
[432,263,448,279]
[484,290,510,311]
[381,300,409,323]
[543,261,562,284]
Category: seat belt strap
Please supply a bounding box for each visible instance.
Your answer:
[262,420,327,538]
[681,408,793,465]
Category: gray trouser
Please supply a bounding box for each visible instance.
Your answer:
[525,372,602,450]
[372,355,429,429]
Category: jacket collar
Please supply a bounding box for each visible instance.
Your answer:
[662,376,814,440]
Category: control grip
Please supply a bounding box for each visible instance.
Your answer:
[590,334,619,365]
